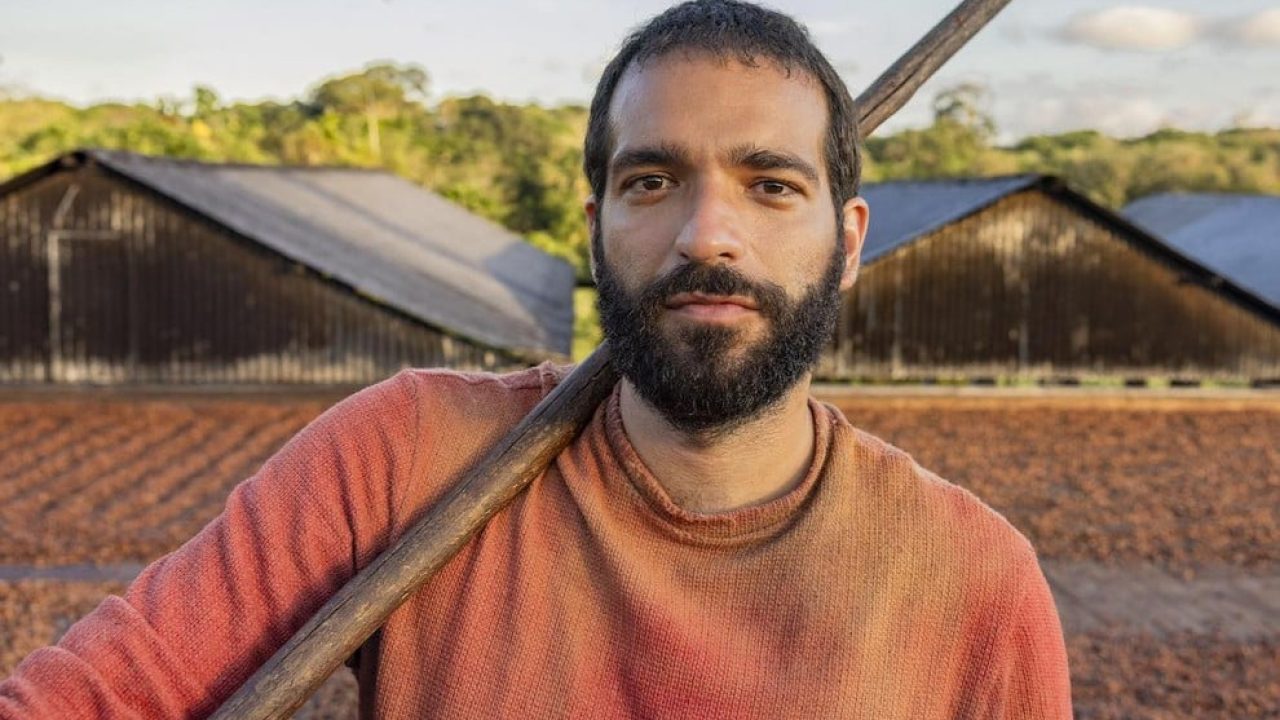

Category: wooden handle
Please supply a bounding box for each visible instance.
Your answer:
[213,0,1015,715]
[854,0,1014,134]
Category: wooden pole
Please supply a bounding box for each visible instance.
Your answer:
[212,0,1014,716]
[854,0,1014,134]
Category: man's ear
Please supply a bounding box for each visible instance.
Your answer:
[839,196,870,290]
[584,195,600,283]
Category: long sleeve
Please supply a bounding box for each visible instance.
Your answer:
[0,370,422,719]
[993,560,1074,719]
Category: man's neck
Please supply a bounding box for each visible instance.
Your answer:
[617,379,817,514]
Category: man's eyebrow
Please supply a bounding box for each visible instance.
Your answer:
[609,143,691,176]
[726,144,821,186]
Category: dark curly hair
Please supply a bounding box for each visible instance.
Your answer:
[583,0,862,216]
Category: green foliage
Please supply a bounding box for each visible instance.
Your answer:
[864,86,1280,208]
[865,83,1014,181]
[572,288,602,361]
[0,64,593,281]
[1,75,1277,354]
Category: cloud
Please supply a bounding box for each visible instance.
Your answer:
[1057,7,1280,52]
[1221,9,1280,47]
[1058,7,1202,51]
[994,69,1280,139]
[993,74,1173,138]
[1017,93,1170,137]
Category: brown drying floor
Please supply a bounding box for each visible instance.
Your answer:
[825,392,1280,569]
[0,395,327,564]
[3,391,1276,569]
[1,389,1277,717]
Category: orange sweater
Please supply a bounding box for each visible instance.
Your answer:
[0,366,1071,718]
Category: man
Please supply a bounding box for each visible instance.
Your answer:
[1,1,1072,717]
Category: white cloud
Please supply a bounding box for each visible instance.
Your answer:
[1226,9,1280,47]
[993,69,1280,140]
[1015,93,1170,137]
[1058,7,1202,52]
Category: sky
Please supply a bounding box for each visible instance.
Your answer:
[2,0,1278,141]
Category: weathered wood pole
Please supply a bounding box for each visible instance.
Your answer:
[212,0,1014,716]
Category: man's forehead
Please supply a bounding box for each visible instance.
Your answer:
[607,52,829,168]
[608,51,826,121]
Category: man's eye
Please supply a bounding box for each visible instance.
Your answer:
[757,180,793,196]
[633,176,670,192]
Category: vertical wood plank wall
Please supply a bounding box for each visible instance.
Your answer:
[819,190,1280,382]
[0,166,525,385]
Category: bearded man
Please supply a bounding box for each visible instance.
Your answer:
[0,1,1072,718]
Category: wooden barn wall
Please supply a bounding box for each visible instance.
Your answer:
[1,174,54,382]
[0,166,525,385]
[820,190,1280,381]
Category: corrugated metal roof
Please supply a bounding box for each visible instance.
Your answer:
[859,175,1042,262]
[855,174,1278,326]
[85,149,574,356]
[1122,193,1280,309]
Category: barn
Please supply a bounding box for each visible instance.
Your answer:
[818,175,1280,384]
[0,149,575,386]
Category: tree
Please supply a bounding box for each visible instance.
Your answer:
[193,86,221,119]
[931,82,996,141]
[866,84,1004,180]
[309,62,430,159]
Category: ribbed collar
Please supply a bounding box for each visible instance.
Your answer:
[600,385,834,545]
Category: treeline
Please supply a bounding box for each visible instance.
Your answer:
[2,65,1278,280]
[868,85,1280,209]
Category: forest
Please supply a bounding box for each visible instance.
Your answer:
[3,61,1278,288]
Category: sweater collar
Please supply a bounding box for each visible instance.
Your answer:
[599,385,835,544]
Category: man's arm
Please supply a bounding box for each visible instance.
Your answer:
[995,559,1074,719]
[0,371,421,718]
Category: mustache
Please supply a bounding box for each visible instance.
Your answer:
[636,263,788,319]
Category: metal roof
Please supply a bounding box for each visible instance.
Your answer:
[70,150,573,357]
[859,175,1042,262]
[855,174,1279,326]
[1122,193,1280,309]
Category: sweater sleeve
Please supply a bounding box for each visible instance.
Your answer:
[0,370,422,719]
[993,559,1074,719]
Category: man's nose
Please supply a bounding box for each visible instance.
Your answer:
[673,180,745,263]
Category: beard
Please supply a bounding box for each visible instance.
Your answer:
[594,229,845,439]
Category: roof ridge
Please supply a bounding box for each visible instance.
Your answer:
[1129,190,1280,203]
[85,148,389,175]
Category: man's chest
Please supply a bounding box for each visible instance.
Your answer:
[355,480,1005,719]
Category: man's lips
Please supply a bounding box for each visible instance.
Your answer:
[664,292,760,310]
[663,292,760,320]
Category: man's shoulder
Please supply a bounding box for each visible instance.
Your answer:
[823,404,1039,575]
[332,363,572,533]
[310,362,570,474]
[327,362,566,438]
